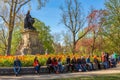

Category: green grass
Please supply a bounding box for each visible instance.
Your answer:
[53,74,120,80]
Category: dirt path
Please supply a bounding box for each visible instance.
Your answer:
[0,64,120,80]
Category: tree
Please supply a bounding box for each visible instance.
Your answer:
[60,0,91,54]
[0,25,7,55]
[62,31,72,53]
[11,27,21,55]
[0,0,47,55]
[103,0,120,53]
[87,9,107,55]
[34,19,54,53]
[52,32,62,54]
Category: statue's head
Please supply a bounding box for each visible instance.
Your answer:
[27,10,30,15]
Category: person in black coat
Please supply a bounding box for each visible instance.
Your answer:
[71,57,77,72]
[66,56,71,72]
[46,57,53,73]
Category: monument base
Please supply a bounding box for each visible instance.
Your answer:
[16,30,43,55]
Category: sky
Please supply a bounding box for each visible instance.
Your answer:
[0,0,106,34]
[23,0,106,34]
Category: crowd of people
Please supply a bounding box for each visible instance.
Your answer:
[13,52,120,76]
[46,52,119,74]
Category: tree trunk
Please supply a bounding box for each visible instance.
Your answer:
[6,28,13,55]
[72,44,75,55]
[72,32,76,55]
[91,31,96,56]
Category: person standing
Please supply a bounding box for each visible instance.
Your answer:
[101,52,108,69]
[13,56,21,76]
[113,52,118,63]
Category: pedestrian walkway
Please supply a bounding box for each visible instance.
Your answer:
[0,64,120,80]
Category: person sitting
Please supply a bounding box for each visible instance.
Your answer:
[65,56,72,72]
[51,57,59,74]
[33,56,41,74]
[93,55,101,70]
[13,56,21,76]
[86,55,93,71]
[76,57,83,72]
[71,56,77,72]
[81,56,87,71]
[58,58,64,73]
[46,57,53,73]
[118,55,120,64]
[110,56,116,67]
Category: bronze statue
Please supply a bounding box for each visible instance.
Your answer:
[24,10,36,30]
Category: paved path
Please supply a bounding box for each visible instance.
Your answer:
[0,64,120,80]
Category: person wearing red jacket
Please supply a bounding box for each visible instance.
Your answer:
[52,57,59,73]
[33,56,41,74]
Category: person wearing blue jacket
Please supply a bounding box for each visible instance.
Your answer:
[13,56,21,76]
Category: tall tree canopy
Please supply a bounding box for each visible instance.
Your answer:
[34,19,54,53]
[102,0,120,53]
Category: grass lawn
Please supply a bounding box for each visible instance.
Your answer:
[53,74,120,80]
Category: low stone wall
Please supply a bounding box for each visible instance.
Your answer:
[0,66,49,75]
[93,63,104,69]
[0,63,105,75]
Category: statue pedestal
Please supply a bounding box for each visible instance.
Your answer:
[18,30,41,55]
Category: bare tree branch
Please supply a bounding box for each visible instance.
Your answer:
[16,0,31,13]
[0,15,8,25]
[60,0,86,54]
[76,28,92,44]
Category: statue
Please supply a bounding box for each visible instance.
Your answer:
[24,10,36,30]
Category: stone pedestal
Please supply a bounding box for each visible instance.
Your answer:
[17,30,42,55]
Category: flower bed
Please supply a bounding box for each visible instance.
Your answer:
[0,54,98,67]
